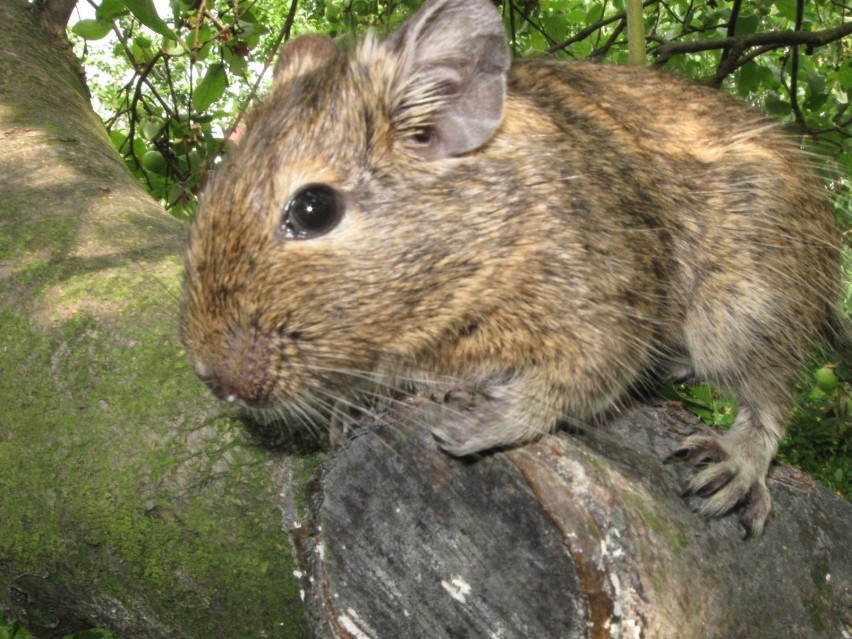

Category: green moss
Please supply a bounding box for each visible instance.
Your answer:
[0,300,311,636]
[292,454,324,519]
[810,559,831,592]
[637,503,664,534]
[622,492,689,558]
[0,210,75,262]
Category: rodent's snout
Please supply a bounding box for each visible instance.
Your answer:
[188,331,278,408]
[198,368,242,404]
[195,361,277,408]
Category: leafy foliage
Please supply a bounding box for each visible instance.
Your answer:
[69,0,851,221]
[781,356,851,495]
[660,353,851,497]
[658,380,737,429]
[71,0,288,219]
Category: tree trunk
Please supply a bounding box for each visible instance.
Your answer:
[0,2,311,637]
[0,2,849,638]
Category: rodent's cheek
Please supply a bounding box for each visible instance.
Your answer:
[190,357,211,380]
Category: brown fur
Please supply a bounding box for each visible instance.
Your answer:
[182,0,847,536]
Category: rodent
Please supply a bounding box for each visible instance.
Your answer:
[181,0,850,537]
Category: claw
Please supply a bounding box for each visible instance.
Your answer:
[738,481,771,539]
[666,434,724,467]
[668,431,773,538]
[688,461,736,497]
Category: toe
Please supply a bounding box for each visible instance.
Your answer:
[687,461,737,498]
[667,434,725,466]
[739,481,771,538]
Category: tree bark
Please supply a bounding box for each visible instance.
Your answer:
[0,1,849,638]
[298,400,851,638]
[0,2,311,637]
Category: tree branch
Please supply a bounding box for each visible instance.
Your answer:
[705,42,780,87]
[626,0,646,65]
[32,0,77,37]
[787,0,807,130]
[653,20,852,67]
[718,0,743,73]
[590,19,627,60]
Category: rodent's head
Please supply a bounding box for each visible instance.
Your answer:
[182,0,512,412]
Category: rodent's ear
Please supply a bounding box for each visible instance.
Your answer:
[273,34,339,85]
[386,0,510,160]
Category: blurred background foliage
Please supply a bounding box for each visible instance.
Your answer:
[67,0,851,222]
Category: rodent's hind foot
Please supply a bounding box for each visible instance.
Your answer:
[669,431,772,538]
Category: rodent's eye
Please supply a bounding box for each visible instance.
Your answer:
[411,126,435,146]
[282,184,345,239]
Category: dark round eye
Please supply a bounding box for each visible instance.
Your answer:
[282,184,344,239]
[411,126,435,146]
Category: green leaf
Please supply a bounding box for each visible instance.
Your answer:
[529,28,549,53]
[352,0,371,16]
[773,0,799,22]
[566,8,586,24]
[161,36,182,55]
[585,5,604,26]
[190,25,215,58]
[130,41,155,65]
[70,19,112,41]
[806,69,826,96]
[222,45,249,77]
[541,16,569,43]
[192,63,227,112]
[96,0,129,20]
[690,406,714,424]
[108,129,128,153]
[735,14,760,35]
[837,61,852,90]
[116,0,177,40]
[689,383,714,408]
[140,119,162,140]
[735,61,762,95]
[132,136,147,159]
[764,91,791,116]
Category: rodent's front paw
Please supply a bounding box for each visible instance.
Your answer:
[430,390,517,457]
[669,433,772,538]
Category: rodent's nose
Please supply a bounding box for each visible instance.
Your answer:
[203,375,241,404]
[196,361,271,407]
[191,360,240,402]
[190,333,272,406]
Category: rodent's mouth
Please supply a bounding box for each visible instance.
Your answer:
[190,342,285,409]
[199,369,274,407]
